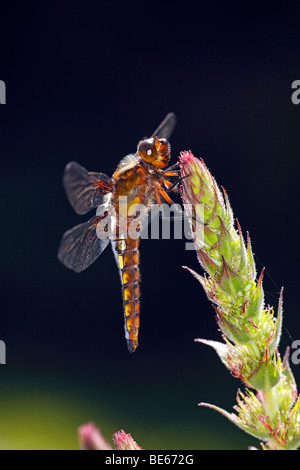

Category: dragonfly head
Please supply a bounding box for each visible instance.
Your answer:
[138,137,171,169]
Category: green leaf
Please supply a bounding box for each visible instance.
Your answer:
[210,218,237,262]
[199,402,271,440]
[245,268,264,319]
[196,250,219,278]
[218,256,244,297]
[269,288,283,354]
[236,219,248,274]
[282,346,297,399]
[246,232,256,281]
[247,350,280,391]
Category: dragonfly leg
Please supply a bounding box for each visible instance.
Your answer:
[162,161,180,175]
[165,174,190,193]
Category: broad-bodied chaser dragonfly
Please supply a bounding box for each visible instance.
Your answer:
[58,113,180,352]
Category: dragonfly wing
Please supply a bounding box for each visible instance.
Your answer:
[58,215,110,273]
[151,112,177,140]
[63,161,113,215]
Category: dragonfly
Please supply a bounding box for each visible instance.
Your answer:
[58,113,181,353]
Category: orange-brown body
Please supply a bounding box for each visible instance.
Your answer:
[111,161,157,353]
[111,141,178,352]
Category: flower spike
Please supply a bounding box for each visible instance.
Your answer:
[180,151,298,450]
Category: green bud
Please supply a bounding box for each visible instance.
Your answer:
[216,307,252,344]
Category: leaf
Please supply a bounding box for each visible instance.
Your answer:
[198,402,270,440]
[247,350,280,391]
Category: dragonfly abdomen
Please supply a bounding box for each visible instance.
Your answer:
[112,236,140,353]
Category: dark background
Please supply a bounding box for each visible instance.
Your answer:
[0,1,300,449]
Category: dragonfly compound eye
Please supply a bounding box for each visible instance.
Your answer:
[138,137,171,169]
[138,138,157,163]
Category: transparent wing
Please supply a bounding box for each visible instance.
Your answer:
[151,112,177,140]
[63,161,113,215]
[58,215,110,273]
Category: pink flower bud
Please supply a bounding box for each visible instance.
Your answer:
[112,430,142,450]
[78,422,112,450]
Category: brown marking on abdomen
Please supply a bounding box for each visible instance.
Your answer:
[112,235,140,353]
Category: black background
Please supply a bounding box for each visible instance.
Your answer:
[0,1,300,449]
